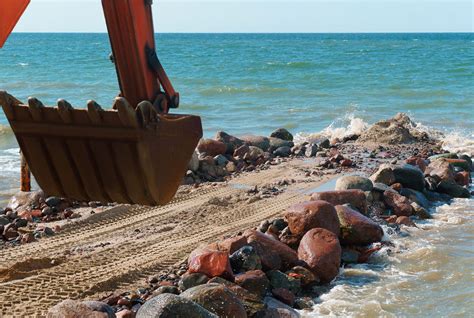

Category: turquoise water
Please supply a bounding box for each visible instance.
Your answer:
[0,33,473,317]
[0,33,473,136]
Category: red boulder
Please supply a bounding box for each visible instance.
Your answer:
[197,139,227,156]
[335,205,383,245]
[297,228,341,284]
[383,190,413,216]
[285,200,340,236]
[310,190,367,214]
[244,230,298,271]
[234,270,269,298]
[188,248,234,281]
[455,171,470,186]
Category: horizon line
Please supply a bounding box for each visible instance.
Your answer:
[11,31,474,34]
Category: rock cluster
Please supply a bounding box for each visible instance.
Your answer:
[184,128,355,184]
[0,191,111,247]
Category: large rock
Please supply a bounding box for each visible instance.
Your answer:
[240,135,271,152]
[197,139,227,156]
[284,200,340,236]
[179,272,210,291]
[270,128,293,141]
[266,270,301,295]
[234,270,269,298]
[230,245,262,273]
[245,146,265,161]
[400,188,430,209]
[188,151,200,172]
[180,283,247,318]
[215,131,244,154]
[7,190,45,211]
[426,159,455,182]
[269,137,294,152]
[244,230,298,271]
[297,228,341,284]
[335,176,373,191]
[263,297,300,318]
[211,280,265,317]
[47,300,110,318]
[370,164,396,186]
[136,293,217,318]
[188,248,234,281]
[212,236,248,255]
[273,146,292,158]
[383,190,413,216]
[393,164,425,191]
[335,205,383,245]
[437,180,470,198]
[406,157,428,172]
[310,190,367,214]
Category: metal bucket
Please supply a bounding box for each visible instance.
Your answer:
[0,91,202,205]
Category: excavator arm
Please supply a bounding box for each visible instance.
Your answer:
[0,0,203,206]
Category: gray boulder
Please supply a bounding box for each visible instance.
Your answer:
[270,128,293,141]
[137,293,217,318]
[263,297,301,318]
[215,131,244,154]
[335,176,373,192]
[400,188,430,209]
[241,135,271,152]
[370,164,396,185]
[437,180,470,198]
[393,164,425,191]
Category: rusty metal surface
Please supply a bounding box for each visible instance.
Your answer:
[0,91,202,205]
[0,0,30,48]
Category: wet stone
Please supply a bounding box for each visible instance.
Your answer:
[179,272,210,291]
[45,196,62,207]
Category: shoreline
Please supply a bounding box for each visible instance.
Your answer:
[0,113,472,317]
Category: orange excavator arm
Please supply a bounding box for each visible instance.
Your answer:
[0,0,30,48]
[0,0,203,206]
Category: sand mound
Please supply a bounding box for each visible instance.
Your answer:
[358,113,429,144]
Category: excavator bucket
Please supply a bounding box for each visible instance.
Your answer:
[0,0,30,48]
[0,92,203,205]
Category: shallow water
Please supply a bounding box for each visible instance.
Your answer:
[0,33,472,316]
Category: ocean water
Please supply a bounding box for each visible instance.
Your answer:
[0,33,473,316]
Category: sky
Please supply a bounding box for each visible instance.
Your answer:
[13,0,474,33]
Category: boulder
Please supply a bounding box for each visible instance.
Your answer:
[310,190,367,214]
[335,176,373,191]
[266,270,301,295]
[210,280,265,317]
[455,171,470,186]
[81,301,115,318]
[240,135,271,152]
[197,139,227,157]
[180,283,247,318]
[437,180,470,198]
[285,266,319,287]
[234,270,269,298]
[234,145,250,159]
[46,300,109,318]
[270,128,293,141]
[426,159,455,182]
[263,297,300,318]
[393,164,425,191]
[244,230,298,271]
[307,137,330,149]
[399,188,430,209]
[188,248,234,281]
[297,228,341,284]
[370,164,396,186]
[271,288,295,306]
[7,190,45,212]
[411,202,432,219]
[269,137,294,151]
[136,293,217,318]
[179,272,210,291]
[273,146,292,158]
[383,190,413,216]
[230,245,262,273]
[244,146,265,161]
[215,131,244,154]
[406,157,428,172]
[284,200,340,236]
[305,144,318,157]
[335,205,383,245]
[213,236,248,254]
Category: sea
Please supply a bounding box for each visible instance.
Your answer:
[0,33,473,317]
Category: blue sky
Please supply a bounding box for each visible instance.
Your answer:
[14,0,473,33]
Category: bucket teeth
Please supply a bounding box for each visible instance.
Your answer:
[57,99,74,123]
[137,100,157,127]
[27,97,45,121]
[0,91,21,119]
[114,97,138,128]
[87,100,104,124]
